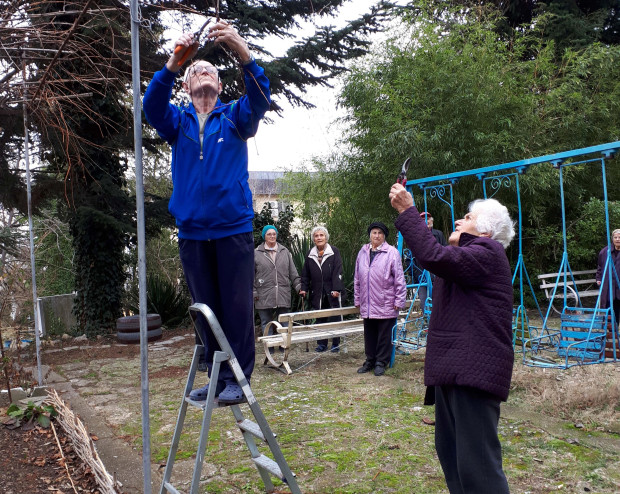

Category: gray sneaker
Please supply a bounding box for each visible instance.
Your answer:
[188,381,225,401]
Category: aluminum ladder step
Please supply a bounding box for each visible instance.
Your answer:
[239,418,278,442]
[252,454,284,479]
[161,482,181,494]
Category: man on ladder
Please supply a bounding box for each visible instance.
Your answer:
[143,21,271,404]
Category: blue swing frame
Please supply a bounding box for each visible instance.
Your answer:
[390,141,620,369]
[391,184,455,363]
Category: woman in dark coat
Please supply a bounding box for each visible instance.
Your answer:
[390,183,515,494]
[299,226,344,353]
[596,228,620,324]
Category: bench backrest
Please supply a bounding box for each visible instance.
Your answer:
[538,269,596,288]
[278,306,360,324]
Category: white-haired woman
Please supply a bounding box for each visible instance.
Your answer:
[390,183,515,494]
[299,226,345,352]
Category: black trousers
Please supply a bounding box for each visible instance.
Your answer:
[435,385,510,494]
[316,292,341,349]
[363,318,396,367]
[179,233,255,385]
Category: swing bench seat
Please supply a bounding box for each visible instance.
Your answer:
[557,307,608,360]
[258,306,364,375]
[523,307,610,367]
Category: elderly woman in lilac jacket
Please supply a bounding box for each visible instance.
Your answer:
[354,222,407,377]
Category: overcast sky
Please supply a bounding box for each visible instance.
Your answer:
[246,0,383,172]
[162,1,397,172]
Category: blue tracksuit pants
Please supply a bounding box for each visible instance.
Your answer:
[179,233,255,385]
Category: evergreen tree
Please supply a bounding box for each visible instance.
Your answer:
[485,0,620,52]
[140,0,395,109]
[283,3,620,274]
[0,0,399,334]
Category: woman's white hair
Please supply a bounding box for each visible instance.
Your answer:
[469,198,515,249]
[311,226,329,241]
[612,228,620,237]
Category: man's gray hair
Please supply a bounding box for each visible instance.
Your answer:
[311,226,330,241]
[469,198,515,249]
[183,60,218,83]
[183,61,197,83]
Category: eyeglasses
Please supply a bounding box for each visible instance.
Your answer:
[189,65,218,77]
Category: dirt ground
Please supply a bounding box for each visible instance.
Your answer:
[0,419,100,493]
[2,327,620,493]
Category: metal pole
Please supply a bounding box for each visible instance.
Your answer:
[21,55,43,386]
[129,1,151,492]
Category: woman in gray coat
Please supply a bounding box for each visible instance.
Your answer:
[254,225,301,335]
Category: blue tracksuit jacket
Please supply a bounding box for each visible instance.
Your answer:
[142,61,271,240]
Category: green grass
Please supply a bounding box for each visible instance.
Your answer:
[48,337,620,494]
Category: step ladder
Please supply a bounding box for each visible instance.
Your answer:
[159,303,302,494]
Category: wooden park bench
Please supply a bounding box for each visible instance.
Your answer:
[538,269,599,313]
[258,306,364,375]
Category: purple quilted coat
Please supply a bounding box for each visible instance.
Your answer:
[354,242,407,319]
[395,207,514,401]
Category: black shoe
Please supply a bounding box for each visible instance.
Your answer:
[357,361,374,374]
[374,364,385,376]
[330,346,340,353]
[315,345,327,353]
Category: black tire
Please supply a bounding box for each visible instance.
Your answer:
[117,327,162,343]
[116,314,162,333]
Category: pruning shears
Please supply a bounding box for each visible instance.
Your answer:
[397,158,411,186]
[174,19,212,66]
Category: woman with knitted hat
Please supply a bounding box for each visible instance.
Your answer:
[254,225,301,341]
[354,222,407,376]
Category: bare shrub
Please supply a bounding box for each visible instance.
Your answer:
[511,362,620,428]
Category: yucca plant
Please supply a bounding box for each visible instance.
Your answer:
[289,234,312,276]
[127,274,191,328]
[289,234,312,311]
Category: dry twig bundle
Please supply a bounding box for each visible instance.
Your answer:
[45,388,123,494]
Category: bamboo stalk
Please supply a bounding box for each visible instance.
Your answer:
[51,420,79,494]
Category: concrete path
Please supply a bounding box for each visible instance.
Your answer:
[44,364,163,493]
[21,335,198,493]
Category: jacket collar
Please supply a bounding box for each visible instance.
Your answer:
[257,242,282,253]
[364,242,388,253]
[459,232,496,247]
[185,99,228,118]
[309,243,333,259]
[309,243,333,269]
